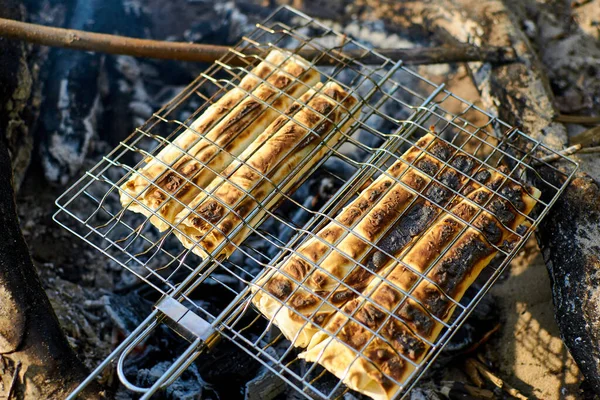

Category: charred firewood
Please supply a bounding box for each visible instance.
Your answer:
[0,29,98,400]
[0,4,103,397]
[536,172,600,393]
[0,0,33,189]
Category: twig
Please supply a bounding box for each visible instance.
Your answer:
[535,144,581,165]
[7,361,21,400]
[555,114,600,126]
[467,358,528,400]
[439,381,494,399]
[0,17,517,66]
[463,323,501,354]
[578,146,600,154]
[570,126,600,147]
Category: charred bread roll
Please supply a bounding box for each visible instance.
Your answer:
[173,82,358,259]
[120,50,320,231]
[301,170,540,400]
[251,134,482,347]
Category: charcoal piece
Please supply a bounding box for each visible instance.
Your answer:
[136,361,209,400]
[103,292,153,335]
[197,341,263,398]
[245,368,286,400]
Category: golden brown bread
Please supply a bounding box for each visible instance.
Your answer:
[301,169,540,400]
[251,134,478,347]
[120,50,320,231]
[251,134,440,346]
[173,81,358,259]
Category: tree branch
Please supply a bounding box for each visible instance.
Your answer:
[0,17,517,66]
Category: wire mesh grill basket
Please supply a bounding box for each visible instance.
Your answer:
[54,5,578,400]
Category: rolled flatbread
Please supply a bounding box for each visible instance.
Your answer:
[173,81,358,259]
[301,171,540,400]
[120,50,320,231]
[252,134,481,347]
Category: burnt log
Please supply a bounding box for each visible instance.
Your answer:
[0,101,100,398]
[0,0,33,189]
[352,0,600,392]
[537,174,600,393]
[0,1,100,398]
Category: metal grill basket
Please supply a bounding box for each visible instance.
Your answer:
[54,6,578,400]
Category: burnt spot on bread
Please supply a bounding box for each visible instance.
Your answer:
[271,74,292,90]
[371,284,401,308]
[218,100,262,136]
[290,292,319,311]
[415,159,439,176]
[516,224,528,236]
[309,271,327,289]
[450,154,476,173]
[420,286,452,318]
[371,251,389,271]
[285,103,301,117]
[268,115,289,134]
[311,313,327,326]
[362,202,439,273]
[266,277,293,300]
[331,289,357,305]
[384,319,426,360]
[487,199,516,225]
[361,166,467,274]
[197,201,225,225]
[220,219,234,236]
[470,190,490,205]
[363,345,405,382]
[430,232,494,299]
[397,302,434,337]
[487,175,505,191]
[473,215,502,244]
[339,322,369,350]
[355,303,387,330]
[428,142,451,161]
[284,258,311,280]
[439,169,461,190]
[163,174,183,193]
[474,169,492,184]
[500,184,525,211]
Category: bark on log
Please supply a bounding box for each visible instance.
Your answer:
[354,0,600,393]
[0,0,33,189]
[0,2,101,398]
[0,132,96,399]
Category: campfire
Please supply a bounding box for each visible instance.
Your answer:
[1,1,599,400]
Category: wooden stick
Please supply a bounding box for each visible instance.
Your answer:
[6,361,21,400]
[0,17,516,66]
[570,126,600,147]
[467,359,528,400]
[578,146,600,154]
[555,114,600,126]
[535,144,581,165]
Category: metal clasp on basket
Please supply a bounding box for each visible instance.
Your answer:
[67,297,217,400]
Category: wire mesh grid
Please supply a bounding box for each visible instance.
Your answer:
[54,5,579,400]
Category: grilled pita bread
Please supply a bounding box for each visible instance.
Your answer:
[120,50,320,231]
[174,81,358,259]
[252,134,484,347]
[301,169,540,400]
